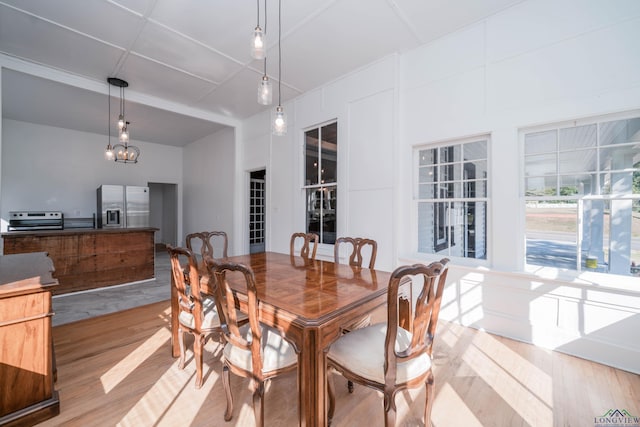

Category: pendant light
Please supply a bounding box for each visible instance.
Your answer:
[251,0,265,59]
[258,68,273,105]
[105,77,140,164]
[272,0,287,136]
[257,0,272,105]
[105,81,114,160]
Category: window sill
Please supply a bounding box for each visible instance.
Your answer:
[523,264,640,294]
[398,253,640,295]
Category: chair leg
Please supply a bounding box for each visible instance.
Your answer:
[194,334,204,389]
[383,392,397,427]
[222,364,234,421]
[252,380,265,427]
[424,373,435,427]
[327,370,336,426]
[177,328,186,370]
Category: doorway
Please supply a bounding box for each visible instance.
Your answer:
[148,182,178,251]
[249,170,266,254]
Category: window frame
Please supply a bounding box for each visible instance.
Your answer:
[521,110,640,276]
[302,120,338,245]
[414,135,490,262]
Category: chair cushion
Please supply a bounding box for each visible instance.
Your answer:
[178,296,220,330]
[327,323,431,385]
[224,324,297,374]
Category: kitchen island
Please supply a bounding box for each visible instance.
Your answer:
[2,228,157,295]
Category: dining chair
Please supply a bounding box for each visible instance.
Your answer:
[166,244,223,389]
[333,236,379,392]
[290,232,319,259]
[207,259,298,427]
[206,231,229,259]
[185,232,212,259]
[334,236,377,270]
[186,230,228,259]
[334,236,378,330]
[326,258,450,427]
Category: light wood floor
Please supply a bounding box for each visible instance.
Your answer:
[37,301,640,427]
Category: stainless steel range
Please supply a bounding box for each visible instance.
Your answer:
[8,211,64,231]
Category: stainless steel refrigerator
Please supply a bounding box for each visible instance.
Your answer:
[97,185,149,228]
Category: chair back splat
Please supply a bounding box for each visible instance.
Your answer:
[334,236,377,269]
[290,232,319,259]
[186,230,228,259]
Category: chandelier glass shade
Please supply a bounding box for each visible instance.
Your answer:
[106,77,139,164]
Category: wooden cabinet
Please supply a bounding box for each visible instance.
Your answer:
[2,228,156,295]
[0,252,60,426]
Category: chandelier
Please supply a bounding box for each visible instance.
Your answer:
[105,77,140,163]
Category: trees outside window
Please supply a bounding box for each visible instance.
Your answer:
[524,115,640,276]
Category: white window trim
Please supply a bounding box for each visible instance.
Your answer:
[413,134,491,266]
[519,109,640,282]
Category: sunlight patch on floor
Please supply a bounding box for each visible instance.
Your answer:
[100,327,172,393]
[438,322,464,349]
[432,383,484,427]
[120,361,220,426]
[463,331,553,426]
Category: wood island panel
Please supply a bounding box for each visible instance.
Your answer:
[2,228,156,295]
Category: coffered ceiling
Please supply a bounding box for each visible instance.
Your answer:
[0,0,524,146]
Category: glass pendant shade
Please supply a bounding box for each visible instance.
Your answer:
[119,125,129,143]
[258,75,273,105]
[251,26,265,59]
[272,105,287,136]
[105,144,114,160]
[117,115,125,130]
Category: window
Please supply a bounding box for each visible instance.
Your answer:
[416,138,488,259]
[304,121,337,244]
[523,115,640,276]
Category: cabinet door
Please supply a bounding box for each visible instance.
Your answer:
[0,292,52,416]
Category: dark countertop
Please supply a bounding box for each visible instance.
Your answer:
[2,227,158,237]
[0,252,58,297]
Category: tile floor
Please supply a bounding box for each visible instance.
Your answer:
[52,250,172,326]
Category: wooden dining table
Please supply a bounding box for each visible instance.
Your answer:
[169,251,391,427]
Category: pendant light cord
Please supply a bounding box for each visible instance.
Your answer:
[121,86,125,118]
[108,82,111,143]
[256,0,260,27]
[278,0,282,106]
[263,0,267,76]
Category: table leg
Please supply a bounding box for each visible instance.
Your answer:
[298,327,327,427]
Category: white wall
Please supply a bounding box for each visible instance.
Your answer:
[182,126,236,254]
[398,0,640,373]
[239,56,398,272]
[239,0,640,373]
[0,119,184,246]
